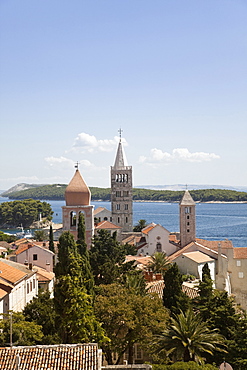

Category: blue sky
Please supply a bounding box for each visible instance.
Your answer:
[0,0,246,190]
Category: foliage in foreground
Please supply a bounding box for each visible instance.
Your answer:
[154,308,226,364]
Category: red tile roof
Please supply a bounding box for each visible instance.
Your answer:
[234,247,247,259]
[196,238,233,250]
[142,225,155,235]
[0,260,27,285]
[95,220,121,229]
[147,279,199,299]
[0,344,99,370]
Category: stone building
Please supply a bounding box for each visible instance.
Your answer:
[62,167,94,247]
[111,135,133,232]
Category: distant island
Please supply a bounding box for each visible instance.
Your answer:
[1,183,247,203]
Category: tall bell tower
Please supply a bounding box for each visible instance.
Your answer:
[179,189,196,248]
[111,130,133,232]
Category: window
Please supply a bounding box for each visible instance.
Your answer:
[238,272,244,278]
[30,281,32,291]
[237,260,241,267]
[156,242,162,252]
[33,278,35,289]
[104,217,108,221]
[123,191,129,197]
[185,207,191,214]
[116,204,120,210]
[187,229,190,233]
[187,215,190,220]
[125,217,128,223]
[110,217,112,222]
[116,191,121,197]
[187,222,190,226]
[27,283,29,294]
[125,204,128,210]
[117,217,120,223]
[33,254,38,261]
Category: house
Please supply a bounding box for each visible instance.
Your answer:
[0,259,38,314]
[169,240,231,294]
[95,220,122,241]
[94,207,112,223]
[0,343,101,370]
[33,265,55,297]
[137,223,178,256]
[14,242,54,271]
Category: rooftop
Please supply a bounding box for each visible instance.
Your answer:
[0,343,99,370]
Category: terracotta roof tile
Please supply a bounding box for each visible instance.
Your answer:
[0,343,99,370]
[142,225,155,235]
[95,220,121,229]
[34,266,55,282]
[147,279,199,299]
[196,238,233,250]
[182,251,214,263]
[0,260,27,285]
[234,247,247,259]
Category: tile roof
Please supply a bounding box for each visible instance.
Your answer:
[94,207,109,215]
[142,224,155,235]
[15,242,54,256]
[182,251,214,264]
[234,247,247,259]
[95,220,121,229]
[125,255,152,269]
[0,260,27,285]
[147,279,199,299]
[196,238,233,250]
[0,343,99,370]
[34,266,55,282]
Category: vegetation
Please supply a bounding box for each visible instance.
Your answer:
[0,230,16,243]
[94,283,169,364]
[147,252,171,274]
[155,308,226,364]
[0,199,53,228]
[152,362,219,369]
[0,312,43,346]
[3,184,247,202]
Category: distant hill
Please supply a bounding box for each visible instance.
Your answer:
[1,183,247,203]
[136,184,247,192]
[1,183,46,196]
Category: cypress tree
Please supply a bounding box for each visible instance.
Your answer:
[163,263,190,315]
[49,224,55,253]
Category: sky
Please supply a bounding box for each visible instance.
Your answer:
[0,0,246,191]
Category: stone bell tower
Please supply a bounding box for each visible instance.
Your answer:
[62,165,94,247]
[111,131,133,232]
[179,189,196,248]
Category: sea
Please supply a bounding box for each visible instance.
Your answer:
[0,197,247,247]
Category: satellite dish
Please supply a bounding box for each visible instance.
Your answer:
[219,362,233,370]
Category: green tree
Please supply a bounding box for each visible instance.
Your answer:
[76,213,94,297]
[49,224,55,253]
[94,283,169,364]
[34,229,46,241]
[55,231,78,277]
[23,290,59,344]
[147,252,170,274]
[0,312,43,346]
[155,308,226,364]
[90,229,135,285]
[54,253,105,344]
[163,263,190,315]
[133,219,147,232]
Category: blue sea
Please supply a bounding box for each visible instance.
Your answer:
[1,197,247,247]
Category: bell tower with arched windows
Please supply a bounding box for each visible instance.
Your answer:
[62,166,94,247]
[179,189,196,248]
[111,131,133,232]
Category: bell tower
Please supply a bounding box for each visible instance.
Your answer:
[62,164,94,247]
[179,189,196,248]
[111,130,133,232]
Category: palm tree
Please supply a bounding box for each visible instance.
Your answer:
[147,252,170,274]
[133,219,147,232]
[155,308,226,364]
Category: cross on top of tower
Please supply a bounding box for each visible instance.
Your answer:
[75,161,79,170]
[118,128,123,141]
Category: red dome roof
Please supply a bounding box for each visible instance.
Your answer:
[65,170,91,206]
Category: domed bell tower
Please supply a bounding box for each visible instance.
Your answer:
[62,164,94,248]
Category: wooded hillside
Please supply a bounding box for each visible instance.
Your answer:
[3,184,247,202]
